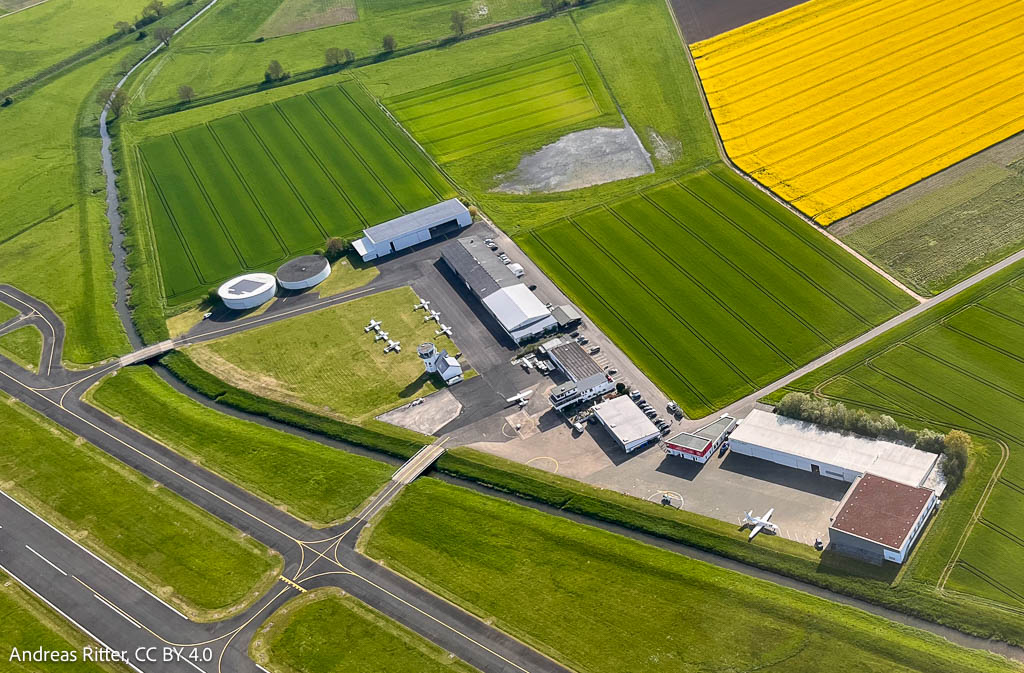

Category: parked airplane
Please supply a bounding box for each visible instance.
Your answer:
[384,340,402,353]
[413,298,431,312]
[742,508,778,541]
[373,331,389,342]
[364,319,381,333]
[435,324,452,337]
[424,310,441,323]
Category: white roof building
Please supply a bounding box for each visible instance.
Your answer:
[482,285,559,343]
[593,396,660,453]
[728,410,940,487]
[217,273,277,310]
[353,199,471,261]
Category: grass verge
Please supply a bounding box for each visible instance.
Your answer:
[0,324,42,371]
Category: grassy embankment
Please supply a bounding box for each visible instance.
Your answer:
[1,392,281,620]
[0,325,42,371]
[0,571,131,673]
[251,588,479,673]
[186,287,460,423]
[89,366,393,526]
[768,262,1024,611]
[367,479,1018,673]
[0,301,17,322]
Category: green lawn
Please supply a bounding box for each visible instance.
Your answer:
[0,300,17,323]
[137,79,452,304]
[89,366,393,526]
[0,571,130,673]
[775,262,1024,610]
[367,479,1016,673]
[519,164,916,417]
[252,589,478,673]
[0,49,130,364]
[841,156,1024,296]
[386,46,618,163]
[0,324,42,371]
[0,392,280,619]
[187,287,459,421]
[0,0,149,91]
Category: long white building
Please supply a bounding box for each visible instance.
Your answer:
[353,199,471,262]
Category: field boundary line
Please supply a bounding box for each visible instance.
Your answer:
[639,189,835,348]
[0,203,74,247]
[137,152,205,286]
[570,213,758,389]
[272,102,368,226]
[679,178,874,326]
[606,202,799,368]
[978,303,1024,331]
[905,341,1024,405]
[526,228,712,411]
[305,94,405,213]
[205,122,290,254]
[340,81,448,203]
[134,146,179,302]
[239,112,331,241]
[169,133,248,268]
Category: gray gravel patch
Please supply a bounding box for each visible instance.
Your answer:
[494,119,654,194]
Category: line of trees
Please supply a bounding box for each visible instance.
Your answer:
[776,392,970,489]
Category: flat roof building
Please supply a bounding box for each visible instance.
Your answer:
[546,340,612,410]
[276,255,330,290]
[664,415,736,463]
[728,410,939,487]
[218,273,276,310]
[829,473,937,564]
[353,199,471,262]
[593,396,660,453]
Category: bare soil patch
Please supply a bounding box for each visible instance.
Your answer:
[668,0,809,43]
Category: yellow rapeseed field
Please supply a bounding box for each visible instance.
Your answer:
[692,0,1024,225]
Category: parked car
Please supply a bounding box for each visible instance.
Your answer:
[629,390,642,400]
[589,346,601,355]
[572,422,584,434]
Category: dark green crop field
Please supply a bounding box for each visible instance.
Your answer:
[139,80,453,304]
[386,46,617,164]
[776,266,1024,611]
[519,164,916,417]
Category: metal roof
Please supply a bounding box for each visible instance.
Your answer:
[830,474,934,550]
[730,410,939,487]
[594,396,659,446]
[552,304,582,326]
[440,237,519,300]
[217,273,276,299]
[549,341,603,381]
[276,255,329,283]
[483,285,550,331]
[363,199,468,244]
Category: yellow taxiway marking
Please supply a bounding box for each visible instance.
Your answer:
[278,575,307,593]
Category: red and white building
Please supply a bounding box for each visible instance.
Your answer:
[664,415,736,463]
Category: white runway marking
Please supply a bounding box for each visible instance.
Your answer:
[94,593,142,629]
[25,544,67,576]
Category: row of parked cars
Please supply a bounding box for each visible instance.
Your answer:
[629,390,673,434]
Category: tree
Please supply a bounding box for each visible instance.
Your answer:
[941,430,970,490]
[142,0,165,18]
[450,10,467,37]
[96,88,128,117]
[342,48,355,63]
[154,26,173,45]
[325,237,347,260]
[264,60,289,82]
[325,47,343,66]
[114,20,133,35]
[541,0,560,14]
[178,85,195,103]
[381,34,396,53]
[914,429,945,454]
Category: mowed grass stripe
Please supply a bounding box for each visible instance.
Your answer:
[209,114,327,252]
[140,138,240,282]
[174,126,285,268]
[337,81,453,201]
[241,105,364,237]
[308,87,437,211]
[140,166,202,298]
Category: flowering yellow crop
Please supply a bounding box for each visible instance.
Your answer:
[692,0,1024,225]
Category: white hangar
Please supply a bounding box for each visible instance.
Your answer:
[352,199,471,262]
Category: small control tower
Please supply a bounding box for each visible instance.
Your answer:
[417,342,463,385]
[418,342,438,373]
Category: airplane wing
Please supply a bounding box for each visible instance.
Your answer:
[761,508,774,522]
[748,523,765,541]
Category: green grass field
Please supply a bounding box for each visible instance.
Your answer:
[367,479,1016,673]
[519,164,916,417]
[0,324,42,371]
[187,287,460,421]
[842,157,1024,295]
[0,571,130,673]
[252,589,478,673]
[386,46,617,163]
[775,264,1024,610]
[1,392,280,619]
[0,0,149,91]
[89,366,393,526]
[0,301,17,323]
[138,79,452,303]
[257,0,357,39]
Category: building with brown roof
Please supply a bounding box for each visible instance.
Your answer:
[828,473,937,564]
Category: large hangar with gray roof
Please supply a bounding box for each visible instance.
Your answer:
[352,199,471,261]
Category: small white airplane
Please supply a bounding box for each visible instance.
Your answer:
[423,310,441,323]
[384,339,401,354]
[413,298,431,312]
[742,508,778,541]
[364,319,381,333]
[435,323,452,337]
[373,330,389,342]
